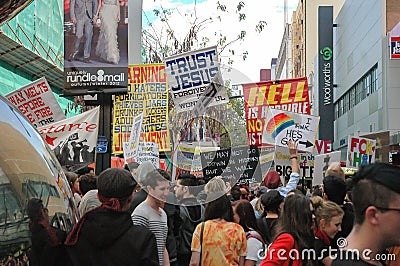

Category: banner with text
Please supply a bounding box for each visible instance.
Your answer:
[112,64,171,154]
[274,140,332,182]
[243,77,310,146]
[38,107,100,172]
[165,46,228,113]
[201,146,262,185]
[262,109,319,153]
[346,136,376,168]
[6,77,66,128]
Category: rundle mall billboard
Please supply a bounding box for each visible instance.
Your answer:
[318,6,334,142]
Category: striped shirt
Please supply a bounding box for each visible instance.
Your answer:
[131,201,168,266]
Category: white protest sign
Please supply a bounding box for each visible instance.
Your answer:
[313,151,341,186]
[262,109,319,153]
[192,71,228,117]
[346,136,376,168]
[125,112,144,160]
[38,107,100,172]
[135,142,160,168]
[6,77,66,128]
[165,46,228,113]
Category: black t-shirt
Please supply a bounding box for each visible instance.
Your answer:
[314,238,330,266]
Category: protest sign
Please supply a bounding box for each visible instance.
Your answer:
[201,146,262,185]
[123,142,160,168]
[262,109,319,153]
[165,46,228,113]
[113,64,171,154]
[122,112,143,161]
[6,77,66,128]
[243,77,310,146]
[313,151,341,186]
[347,136,376,168]
[38,107,100,172]
[360,131,389,163]
[274,140,332,183]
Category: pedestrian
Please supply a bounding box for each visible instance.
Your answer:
[65,171,81,208]
[65,168,159,265]
[27,198,69,266]
[233,199,266,266]
[260,194,315,266]
[332,163,400,265]
[190,193,247,266]
[129,161,155,212]
[311,196,344,266]
[257,190,284,244]
[174,173,204,266]
[263,140,300,197]
[131,169,170,266]
[322,175,354,246]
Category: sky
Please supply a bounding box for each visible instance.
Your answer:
[142,0,299,85]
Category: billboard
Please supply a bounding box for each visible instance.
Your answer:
[64,0,128,94]
[318,6,334,142]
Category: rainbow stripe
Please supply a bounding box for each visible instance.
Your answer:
[266,112,295,139]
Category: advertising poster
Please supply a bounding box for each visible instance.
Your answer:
[6,77,66,128]
[242,77,310,146]
[64,0,128,93]
[38,107,100,172]
[164,46,228,113]
[262,109,319,153]
[112,64,171,154]
[347,136,376,168]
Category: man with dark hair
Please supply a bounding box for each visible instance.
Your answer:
[66,168,159,265]
[332,163,400,265]
[323,175,354,245]
[132,169,170,266]
[129,161,155,212]
[174,173,204,266]
[78,173,97,196]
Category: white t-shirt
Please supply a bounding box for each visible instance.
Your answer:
[246,230,264,266]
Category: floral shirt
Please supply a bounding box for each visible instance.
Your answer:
[191,220,247,266]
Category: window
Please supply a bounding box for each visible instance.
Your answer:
[334,64,378,119]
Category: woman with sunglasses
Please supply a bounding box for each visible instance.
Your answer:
[311,196,344,266]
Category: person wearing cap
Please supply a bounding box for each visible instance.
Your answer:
[65,168,159,266]
[263,140,300,197]
[323,175,354,246]
[332,163,400,265]
[27,198,69,266]
[131,169,170,266]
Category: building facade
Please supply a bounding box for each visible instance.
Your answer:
[329,0,400,157]
[0,0,80,117]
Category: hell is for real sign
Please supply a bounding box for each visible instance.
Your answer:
[346,136,376,168]
[242,77,310,146]
[6,77,66,128]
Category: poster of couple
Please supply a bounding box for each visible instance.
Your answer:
[64,0,128,92]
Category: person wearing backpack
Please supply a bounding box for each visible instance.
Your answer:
[174,174,204,266]
[233,199,266,266]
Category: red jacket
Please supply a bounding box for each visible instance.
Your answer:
[261,233,302,266]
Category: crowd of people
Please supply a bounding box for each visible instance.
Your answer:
[22,140,400,266]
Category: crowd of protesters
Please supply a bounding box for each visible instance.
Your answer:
[20,140,400,266]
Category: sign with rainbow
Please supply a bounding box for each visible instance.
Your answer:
[262,109,320,153]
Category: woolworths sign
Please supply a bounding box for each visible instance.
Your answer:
[318,6,334,142]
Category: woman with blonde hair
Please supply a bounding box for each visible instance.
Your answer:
[311,196,344,266]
